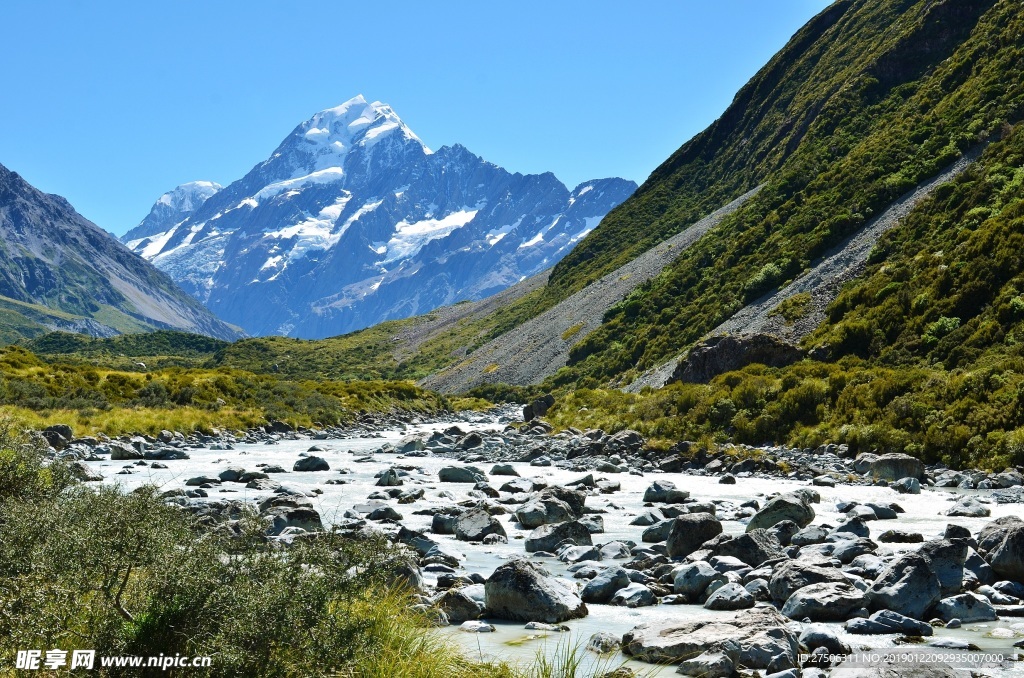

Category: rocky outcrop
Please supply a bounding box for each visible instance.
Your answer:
[671,334,804,384]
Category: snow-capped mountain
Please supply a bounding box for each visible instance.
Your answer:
[126,181,222,246]
[123,95,636,338]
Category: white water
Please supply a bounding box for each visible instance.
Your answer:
[83,419,1024,675]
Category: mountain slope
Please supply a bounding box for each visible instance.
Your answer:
[126,96,636,338]
[528,0,1022,388]
[0,163,242,341]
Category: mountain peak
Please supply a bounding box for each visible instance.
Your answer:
[155,180,222,209]
[299,95,431,158]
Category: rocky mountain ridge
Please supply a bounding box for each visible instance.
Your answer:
[0,163,241,340]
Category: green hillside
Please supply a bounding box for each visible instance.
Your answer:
[553,0,1022,386]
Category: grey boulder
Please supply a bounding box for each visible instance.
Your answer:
[484,559,587,623]
[666,513,723,558]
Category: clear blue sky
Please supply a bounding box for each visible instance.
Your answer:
[1,1,831,236]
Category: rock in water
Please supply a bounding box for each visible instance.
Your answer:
[484,559,587,623]
[933,593,997,623]
[524,520,592,553]
[622,606,799,671]
[703,582,755,611]
[746,494,815,532]
[454,507,507,542]
[666,513,723,558]
[581,567,630,604]
[866,553,941,620]
[867,453,924,481]
[984,522,1024,581]
[642,479,689,503]
[293,456,329,471]
[769,561,848,605]
[438,465,487,483]
[781,582,865,621]
[707,529,786,567]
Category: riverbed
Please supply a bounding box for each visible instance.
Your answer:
[82,415,1024,675]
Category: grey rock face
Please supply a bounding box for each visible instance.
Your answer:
[126,96,636,338]
[484,559,587,623]
[919,539,967,597]
[672,333,804,384]
[0,164,240,340]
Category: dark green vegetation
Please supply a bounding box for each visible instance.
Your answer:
[558,0,1022,386]
[0,430,527,677]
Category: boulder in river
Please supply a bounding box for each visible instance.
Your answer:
[293,456,329,472]
[703,582,754,611]
[524,520,592,553]
[769,561,849,605]
[438,465,487,483]
[867,453,924,481]
[865,552,941,620]
[706,529,786,567]
[642,479,689,503]
[454,507,507,542]
[581,567,630,604]
[985,522,1024,582]
[746,493,814,532]
[622,606,799,671]
[484,559,587,623]
[846,609,932,636]
[933,593,997,623]
[781,582,865,621]
[666,513,723,558]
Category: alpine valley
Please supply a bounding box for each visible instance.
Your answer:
[123,95,636,338]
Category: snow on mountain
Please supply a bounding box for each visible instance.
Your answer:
[124,181,222,247]
[124,95,636,338]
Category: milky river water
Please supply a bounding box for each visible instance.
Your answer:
[82,419,1024,675]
